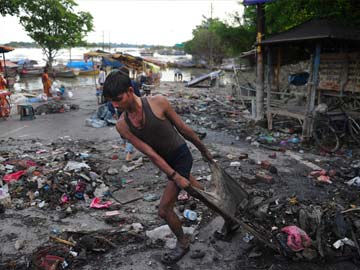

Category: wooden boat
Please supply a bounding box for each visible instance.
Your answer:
[186,70,223,88]
[51,68,79,78]
[158,49,185,56]
[79,69,99,76]
[20,67,43,77]
[140,50,154,57]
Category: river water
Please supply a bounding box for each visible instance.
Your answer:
[4,47,235,92]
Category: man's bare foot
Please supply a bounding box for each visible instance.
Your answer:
[161,236,190,265]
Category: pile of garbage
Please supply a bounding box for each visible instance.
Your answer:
[35,102,79,115]
[85,104,117,128]
[0,137,209,269]
[215,150,360,262]
[0,141,110,212]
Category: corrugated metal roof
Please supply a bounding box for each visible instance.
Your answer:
[261,19,360,45]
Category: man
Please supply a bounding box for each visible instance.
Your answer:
[174,69,183,82]
[103,71,213,264]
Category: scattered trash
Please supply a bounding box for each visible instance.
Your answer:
[90,197,113,209]
[346,176,360,187]
[146,225,195,241]
[183,209,198,221]
[3,170,26,183]
[107,168,119,175]
[143,193,160,202]
[64,161,90,172]
[105,210,121,216]
[177,191,189,201]
[230,161,241,167]
[333,237,356,249]
[280,225,311,252]
[239,153,248,160]
[243,232,254,243]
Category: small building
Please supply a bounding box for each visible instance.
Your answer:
[260,19,360,137]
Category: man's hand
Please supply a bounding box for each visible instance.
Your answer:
[173,174,190,189]
[202,149,214,163]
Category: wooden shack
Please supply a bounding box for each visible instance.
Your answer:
[260,19,360,137]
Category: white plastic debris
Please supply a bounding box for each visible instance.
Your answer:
[345,176,360,187]
[64,161,90,172]
[146,225,195,241]
[230,161,241,167]
[333,237,355,249]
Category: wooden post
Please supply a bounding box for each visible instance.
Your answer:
[303,43,321,138]
[255,3,265,121]
[276,49,281,91]
[267,47,273,130]
[339,55,349,96]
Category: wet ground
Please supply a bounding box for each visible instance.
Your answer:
[1,81,360,270]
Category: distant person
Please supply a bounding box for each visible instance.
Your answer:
[56,84,66,98]
[98,67,106,86]
[0,74,7,90]
[154,71,161,86]
[146,69,154,85]
[42,68,52,97]
[174,69,183,82]
[138,71,147,89]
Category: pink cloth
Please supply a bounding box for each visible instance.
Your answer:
[90,197,112,209]
[281,225,311,252]
[3,170,26,183]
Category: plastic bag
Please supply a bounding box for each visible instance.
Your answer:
[281,225,311,252]
[66,91,73,98]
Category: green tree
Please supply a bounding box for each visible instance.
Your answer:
[184,15,255,64]
[0,0,23,16]
[19,0,93,67]
[243,0,360,36]
[184,18,228,65]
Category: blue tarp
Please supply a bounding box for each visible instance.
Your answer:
[66,61,94,71]
[101,57,123,68]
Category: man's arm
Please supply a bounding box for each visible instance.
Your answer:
[160,96,213,162]
[116,118,190,188]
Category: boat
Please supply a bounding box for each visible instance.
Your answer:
[158,49,185,56]
[186,70,222,88]
[1,60,18,77]
[79,69,99,76]
[20,67,43,77]
[51,68,80,78]
[140,50,154,57]
[173,59,196,68]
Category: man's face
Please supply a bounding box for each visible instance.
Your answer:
[111,88,132,110]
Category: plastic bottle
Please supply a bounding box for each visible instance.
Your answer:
[183,209,197,221]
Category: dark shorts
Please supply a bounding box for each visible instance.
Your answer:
[166,144,193,180]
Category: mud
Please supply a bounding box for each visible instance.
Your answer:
[0,79,360,270]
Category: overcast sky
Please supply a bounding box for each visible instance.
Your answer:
[0,0,243,46]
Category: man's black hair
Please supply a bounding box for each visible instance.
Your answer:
[103,70,132,99]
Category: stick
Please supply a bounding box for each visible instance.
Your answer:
[49,236,76,247]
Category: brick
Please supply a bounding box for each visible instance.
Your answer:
[255,172,274,184]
